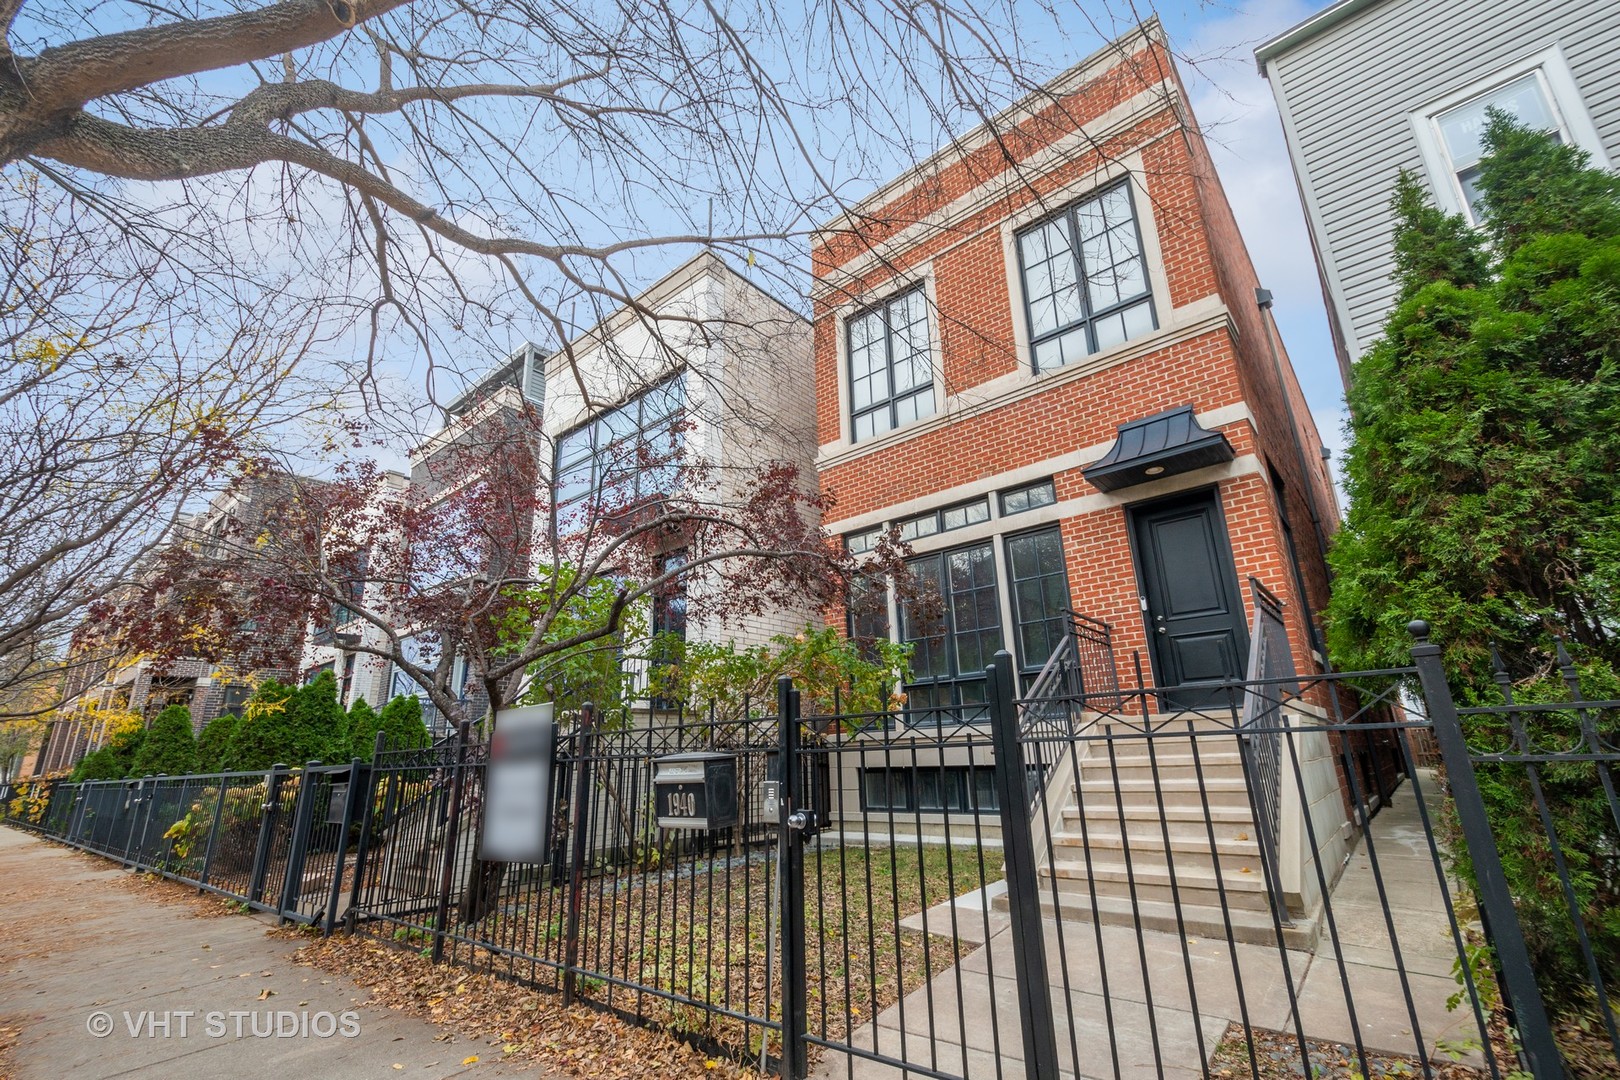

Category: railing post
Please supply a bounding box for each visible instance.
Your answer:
[247,764,289,906]
[344,731,390,932]
[198,776,231,890]
[987,650,1062,1080]
[430,721,471,965]
[120,777,149,867]
[777,677,808,1080]
[562,703,596,1006]
[1409,622,1564,1079]
[279,762,324,920]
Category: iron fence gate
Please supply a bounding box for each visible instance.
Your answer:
[779,636,1619,1080]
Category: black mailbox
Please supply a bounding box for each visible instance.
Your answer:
[653,752,737,831]
[326,781,349,825]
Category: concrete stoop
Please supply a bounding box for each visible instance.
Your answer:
[1020,711,1322,952]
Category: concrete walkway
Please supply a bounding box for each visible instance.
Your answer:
[816,773,1482,1079]
[0,826,536,1080]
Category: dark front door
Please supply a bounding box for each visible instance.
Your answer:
[1130,490,1248,708]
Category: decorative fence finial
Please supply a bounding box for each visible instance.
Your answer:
[1406,619,1430,644]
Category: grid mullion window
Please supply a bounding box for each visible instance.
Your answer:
[901,540,1003,721]
[1006,526,1071,674]
[849,288,936,442]
[555,375,685,516]
[1018,182,1156,373]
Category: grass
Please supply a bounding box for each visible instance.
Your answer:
[409,840,1002,1065]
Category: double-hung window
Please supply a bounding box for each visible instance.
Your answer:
[900,541,1003,721]
[847,287,935,442]
[1415,51,1608,225]
[555,375,685,518]
[1017,182,1155,372]
[1431,73,1562,222]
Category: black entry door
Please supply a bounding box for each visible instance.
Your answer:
[1130,490,1248,707]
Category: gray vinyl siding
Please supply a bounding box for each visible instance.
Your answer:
[1266,0,1620,369]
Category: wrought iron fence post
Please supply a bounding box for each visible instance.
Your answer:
[279,762,323,920]
[1409,622,1563,1078]
[430,721,471,965]
[121,777,149,867]
[345,731,390,932]
[198,776,230,890]
[987,650,1062,1080]
[247,764,289,906]
[562,703,596,1006]
[777,677,808,1080]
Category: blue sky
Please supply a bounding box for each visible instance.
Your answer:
[1150,0,1349,471]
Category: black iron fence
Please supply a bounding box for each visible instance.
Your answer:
[3,760,369,927]
[7,624,1618,1079]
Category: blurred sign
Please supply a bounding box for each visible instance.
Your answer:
[479,703,556,862]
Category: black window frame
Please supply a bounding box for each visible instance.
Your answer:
[553,373,686,517]
[897,496,990,542]
[899,539,1004,724]
[1003,524,1072,677]
[859,764,1000,814]
[999,478,1056,517]
[846,286,936,443]
[1014,180,1157,373]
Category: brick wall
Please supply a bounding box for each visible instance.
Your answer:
[808,24,1336,694]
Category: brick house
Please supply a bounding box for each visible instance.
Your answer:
[809,22,1349,938]
[36,473,309,774]
[815,21,1337,712]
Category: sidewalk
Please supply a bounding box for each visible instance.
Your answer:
[818,773,1480,1079]
[0,826,531,1079]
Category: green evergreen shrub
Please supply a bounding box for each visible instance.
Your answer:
[129,704,198,777]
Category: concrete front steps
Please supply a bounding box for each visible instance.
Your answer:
[1029,712,1321,950]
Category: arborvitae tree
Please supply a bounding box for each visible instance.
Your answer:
[129,704,198,777]
[226,673,350,769]
[375,694,431,753]
[222,679,297,772]
[345,697,381,761]
[1328,111,1620,1010]
[70,745,122,782]
[70,724,146,781]
[194,710,240,773]
[1328,112,1620,679]
[287,670,349,764]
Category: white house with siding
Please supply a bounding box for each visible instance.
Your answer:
[1256,0,1620,383]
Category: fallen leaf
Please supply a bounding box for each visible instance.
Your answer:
[462,1054,479,1065]
[257,988,275,1000]
[392,1065,403,1071]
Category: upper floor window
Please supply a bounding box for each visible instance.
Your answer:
[848,287,935,442]
[1435,74,1560,221]
[555,375,685,516]
[1016,183,1155,373]
[1414,50,1609,225]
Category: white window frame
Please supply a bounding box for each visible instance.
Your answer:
[1411,46,1610,224]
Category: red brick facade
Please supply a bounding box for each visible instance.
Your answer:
[812,24,1339,697]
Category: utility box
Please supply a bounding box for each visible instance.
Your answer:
[653,752,737,831]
